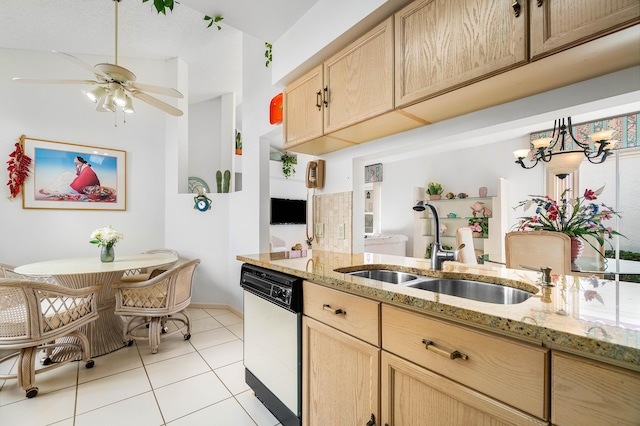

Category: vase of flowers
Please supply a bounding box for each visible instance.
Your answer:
[513,186,624,263]
[468,217,488,238]
[90,226,124,263]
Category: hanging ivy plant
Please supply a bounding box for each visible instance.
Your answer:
[281,152,296,179]
[143,0,224,29]
[265,43,273,68]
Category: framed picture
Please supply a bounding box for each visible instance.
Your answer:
[22,137,126,210]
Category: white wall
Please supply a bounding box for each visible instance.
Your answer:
[0,48,167,265]
[189,97,222,188]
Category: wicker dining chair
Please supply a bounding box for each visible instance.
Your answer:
[119,249,180,283]
[113,258,200,354]
[0,278,101,398]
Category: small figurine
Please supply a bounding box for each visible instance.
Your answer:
[457,193,468,198]
[470,201,492,217]
[445,192,456,199]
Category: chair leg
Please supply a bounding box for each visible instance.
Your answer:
[148,317,162,354]
[17,346,39,398]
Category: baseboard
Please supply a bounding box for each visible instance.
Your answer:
[188,303,243,319]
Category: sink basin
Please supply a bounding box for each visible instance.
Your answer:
[406,278,533,305]
[346,269,419,284]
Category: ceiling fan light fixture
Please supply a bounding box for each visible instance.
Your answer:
[113,86,128,108]
[101,93,115,113]
[123,96,135,114]
[85,86,106,103]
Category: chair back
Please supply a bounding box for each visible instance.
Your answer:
[0,278,100,348]
[114,258,200,316]
[456,227,478,265]
[121,249,180,278]
[505,231,572,275]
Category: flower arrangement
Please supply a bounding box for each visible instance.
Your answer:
[468,217,488,235]
[89,226,124,249]
[513,186,624,252]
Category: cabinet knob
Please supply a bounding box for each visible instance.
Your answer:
[323,86,329,107]
[512,0,521,18]
[316,90,322,111]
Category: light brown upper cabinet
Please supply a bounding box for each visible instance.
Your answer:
[283,17,397,154]
[283,65,324,148]
[395,0,528,108]
[530,0,640,59]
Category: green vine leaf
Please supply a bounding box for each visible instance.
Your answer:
[265,42,273,68]
[204,15,224,30]
[143,0,223,29]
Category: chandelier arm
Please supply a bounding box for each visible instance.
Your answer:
[516,157,540,169]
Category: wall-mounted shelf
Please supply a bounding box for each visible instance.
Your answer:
[412,179,508,260]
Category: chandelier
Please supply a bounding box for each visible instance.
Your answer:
[513,117,617,172]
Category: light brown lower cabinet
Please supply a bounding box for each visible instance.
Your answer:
[551,352,640,426]
[381,351,547,426]
[302,316,379,426]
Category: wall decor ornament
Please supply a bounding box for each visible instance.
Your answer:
[21,137,126,210]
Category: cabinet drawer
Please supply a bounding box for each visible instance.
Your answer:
[382,305,549,420]
[552,352,640,426]
[303,281,380,346]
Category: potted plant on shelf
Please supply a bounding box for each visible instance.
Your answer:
[513,186,625,265]
[281,152,296,179]
[468,217,488,238]
[426,182,443,200]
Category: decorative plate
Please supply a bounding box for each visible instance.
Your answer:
[188,177,210,194]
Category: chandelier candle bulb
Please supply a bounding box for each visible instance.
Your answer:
[589,129,615,141]
[513,149,530,159]
[532,137,553,149]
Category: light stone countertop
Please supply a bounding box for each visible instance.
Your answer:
[237,250,640,370]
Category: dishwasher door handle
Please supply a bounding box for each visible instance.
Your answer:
[322,304,346,315]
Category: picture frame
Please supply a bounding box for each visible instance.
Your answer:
[21,137,126,210]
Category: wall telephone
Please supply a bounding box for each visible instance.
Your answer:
[306,160,325,189]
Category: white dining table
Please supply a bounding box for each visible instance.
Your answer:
[15,253,178,356]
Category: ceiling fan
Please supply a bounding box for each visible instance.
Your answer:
[12,0,184,117]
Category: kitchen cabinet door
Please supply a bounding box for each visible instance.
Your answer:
[551,352,640,426]
[323,16,394,134]
[283,65,324,148]
[395,0,527,108]
[381,351,547,426]
[302,316,379,426]
[530,0,640,59]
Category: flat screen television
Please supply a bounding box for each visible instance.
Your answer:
[270,198,307,225]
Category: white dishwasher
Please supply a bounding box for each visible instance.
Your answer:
[240,263,302,426]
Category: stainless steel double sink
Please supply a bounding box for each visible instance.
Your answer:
[343,269,534,305]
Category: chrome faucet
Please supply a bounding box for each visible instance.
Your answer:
[413,201,460,270]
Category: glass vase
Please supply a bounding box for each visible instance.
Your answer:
[570,237,584,267]
[100,246,115,263]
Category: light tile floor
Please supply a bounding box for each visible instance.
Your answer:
[0,308,281,426]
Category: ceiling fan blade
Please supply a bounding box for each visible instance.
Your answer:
[130,91,184,117]
[128,82,184,98]
[13,78,100,85]
[52,50,103,74]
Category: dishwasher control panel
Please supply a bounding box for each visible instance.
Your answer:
[240,263,302,312]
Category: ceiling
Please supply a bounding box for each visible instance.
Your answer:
[0,0,318,105]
